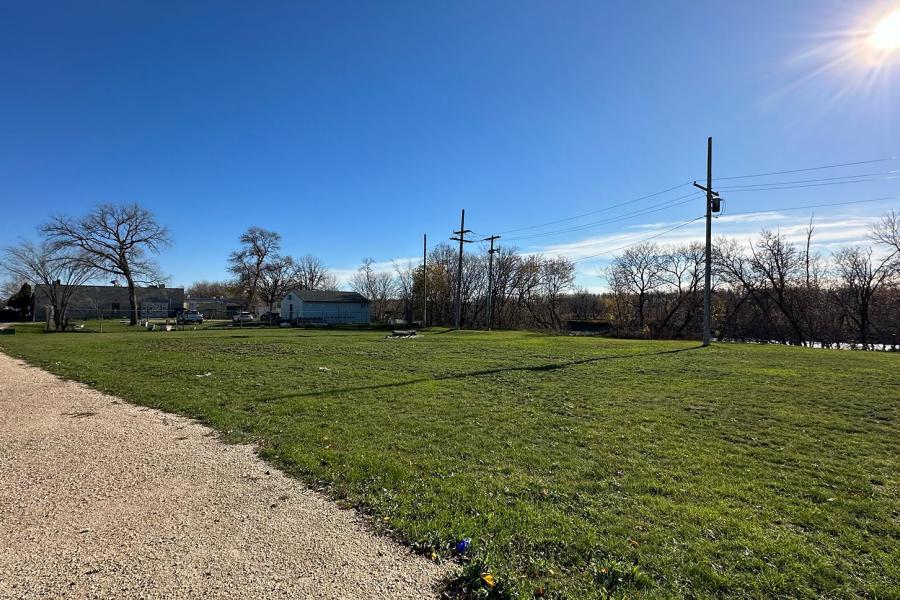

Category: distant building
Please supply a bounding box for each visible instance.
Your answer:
[279,290,370,324]
[184,296,243,319]
[32,284,185,322]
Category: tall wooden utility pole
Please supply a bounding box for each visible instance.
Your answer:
[450,209,473,330]
[693,137,721,347]
[483,235,500,330]
[422,233,427,328]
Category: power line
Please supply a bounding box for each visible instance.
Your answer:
[560,196,897,264]
[723,177,900,192]
[493,157,896,242]
[499,181,693,235]
[510,178,897,245]
[571,216,706,263]
[712,157,898,181]
[504,191,703,242]
[715,170,898,189]
[721,196,898,218]
[719,176,900,192]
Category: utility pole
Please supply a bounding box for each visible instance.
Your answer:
[422,233,428,328]
[693,137,721,347]
[450,209,473,330]
[483,235,500,330]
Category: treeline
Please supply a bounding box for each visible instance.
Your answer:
[607,223,900,348]
[379,212,900,349]
[357,246,579,329]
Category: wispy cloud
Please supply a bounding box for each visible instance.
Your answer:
[527,209,892,287]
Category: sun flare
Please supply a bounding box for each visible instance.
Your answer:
[869,8,900,52]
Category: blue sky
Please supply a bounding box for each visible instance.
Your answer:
[1,0,898,290]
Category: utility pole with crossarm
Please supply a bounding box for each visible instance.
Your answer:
[483,234,500,330]
[422,233,427,328]
[693,137,722,347]
[450,209,473,330]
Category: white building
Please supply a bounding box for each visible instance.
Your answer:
[279,290,370,324]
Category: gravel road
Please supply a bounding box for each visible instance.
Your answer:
[0,352,450,599]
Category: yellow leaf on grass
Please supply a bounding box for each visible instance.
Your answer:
[481,572,496,588]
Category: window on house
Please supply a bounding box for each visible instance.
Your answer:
[111,302,120,310]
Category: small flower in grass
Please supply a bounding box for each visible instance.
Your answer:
[481,572,496,588]
[455,538,471,555]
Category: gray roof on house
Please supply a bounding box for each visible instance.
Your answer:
[34,284,184,304]
[186,296,243,305]
[288,290,369,303]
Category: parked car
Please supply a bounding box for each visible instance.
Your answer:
[232,311,255,324]
[176,310,204,324]
[258,311,280,324]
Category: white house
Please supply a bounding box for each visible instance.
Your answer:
[279,290,370,324]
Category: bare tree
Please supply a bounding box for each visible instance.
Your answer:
[460,252,488,327]
[515,255,548,328]
[748,230,807,344]
[393,260,417,323]
[187,280,241,298]
[540,257,576,329]
[295,254,337,290]
[566,288,604,321]
[228,227,281,311]
[257,255,300,317]
[3,241,97,331]
[714,237,771,341]
[798,220,831,345]
[607,242,663,330]
[490,247,522,328]
[42,203,171,325]
[657,242,704,337]
[831,246,897,348]
[871,210,900,256]
[350,258,396,321]
[1,278,26,303]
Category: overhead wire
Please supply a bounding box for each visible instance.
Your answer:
[498,181,694,235]
[716,170,898,189]
[718,175,900,192]
[719,196,898,218]
[711,157,898,181]
[560,196,898,263]
[504,191,703,242]
[570,216,706,263]
[493,156,898,241]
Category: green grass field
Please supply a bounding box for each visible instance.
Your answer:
[1,323,897,599]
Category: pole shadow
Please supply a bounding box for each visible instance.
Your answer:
[254,345,703,402]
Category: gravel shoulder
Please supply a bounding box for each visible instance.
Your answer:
[0,352,451,599]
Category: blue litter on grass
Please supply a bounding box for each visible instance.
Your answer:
[455,538,471,554]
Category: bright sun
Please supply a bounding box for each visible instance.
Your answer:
[870,8,900,52]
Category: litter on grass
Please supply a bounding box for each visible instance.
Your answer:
[385,330,418,339]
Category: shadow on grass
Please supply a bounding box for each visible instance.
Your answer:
[258,345,703,402]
